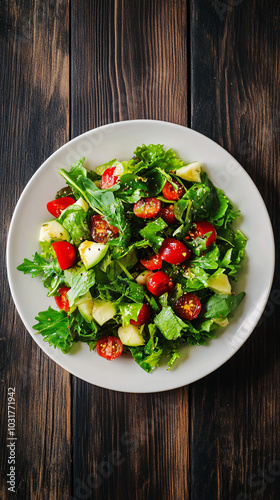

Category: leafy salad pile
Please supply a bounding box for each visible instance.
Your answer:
[18,144,247,373]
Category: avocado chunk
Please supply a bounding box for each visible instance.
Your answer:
[175,161,202,182]
[208,273,232,294]
[92,300,116,325]
[118,324,145,347]
[77,292,94,322]
[39,220,70,242]
[79,240,108,270]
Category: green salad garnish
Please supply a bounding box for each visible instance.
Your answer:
[17,144,246,372]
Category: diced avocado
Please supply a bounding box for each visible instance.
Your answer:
[39,220,70,242]
[136,270,154,286]
[78,300,94,323]
[175,161,202,182]
[118,324,145,347]
[74,197,89,212]
[213,317,229,327]
[208,273,232,294]
[79,240,108,270]
[92,299,116,325]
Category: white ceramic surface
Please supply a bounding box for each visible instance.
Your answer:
[6,120,275,392]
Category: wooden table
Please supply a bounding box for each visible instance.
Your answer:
[1,1,280,499]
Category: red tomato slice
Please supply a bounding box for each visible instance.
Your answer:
[52,241,76,270]
[96,336,123,360]
[47,196,76,217]
[101,165,122,189]
[190,221,217,247]
[158,204,177,225]
[146,271,174,297]
[133,197,161,218]
[130,304,151,325]
[140,254,162,271]
[159,238,191,265]
[90,215,119,244]
[175,293,201,320]
[162,180,185,201]
[54,286,70,312]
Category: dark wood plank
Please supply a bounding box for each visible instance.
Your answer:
[190,1,280,499]
[0,1,71,498]
[71,1,190,499]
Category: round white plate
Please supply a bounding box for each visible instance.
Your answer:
[7,120,275,392]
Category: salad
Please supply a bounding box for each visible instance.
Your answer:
[17,144,247,373]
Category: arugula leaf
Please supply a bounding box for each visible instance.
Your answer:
[139,217,167,252]
[103,198,131,253]
[33,307,73,353]
[130,324,163,373]
[117,173,147,202]
[17,252,64,296]
[183,266,210,292]
[57,205,91,246]
[69,157,87,180]
[191,245,220,269]
[204,292,246,318]
[118,302,143,327]
[64,264,95,307]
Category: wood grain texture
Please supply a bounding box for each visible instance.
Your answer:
[190,0,280,499]
[0,1,71,499]
[71,1,190,500]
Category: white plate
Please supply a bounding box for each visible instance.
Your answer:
[7,120,275,393]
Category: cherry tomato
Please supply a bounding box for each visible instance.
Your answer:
[140,254,162,271]
[192,221,217,247]
[158,204,177,225]
[54,286,70,312]
[175,293,201,320]
[96,336,123,360]
[90,215,119,244]
[159,238,191,265]
[147,271,174,297]
[47,196,75,217]
[133,197,161,218]
[162,180,185,201]
[130,304,151,326]
[52,241,76,270]
[101,165,122,189]
[187,221,217,247]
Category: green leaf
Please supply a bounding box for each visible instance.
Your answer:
[139,217,167,252]
[57,205,91,246]
[64,264,95,307]
[204,292,246,318]
[154,306,188,340]
[33,307,73,353]
[191,245,220,269]
[118,302,143,327]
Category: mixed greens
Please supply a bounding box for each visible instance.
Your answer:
[17,144,247,372]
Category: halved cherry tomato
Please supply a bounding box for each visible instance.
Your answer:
[158,204,177,225]
[130,304,151,326]
[47,196,75,217]
[188,221,217,247]
[140,254,162,271]
[101,165,123,189]
[96,336,123,360]
[162,180,185,201]
[90,215,119,244]
[147,271,174,297]
[54,286,70,312]
[175,293,201,320]
[133,197,161,218]
[52,241,76,270]
[159,238,191,265]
